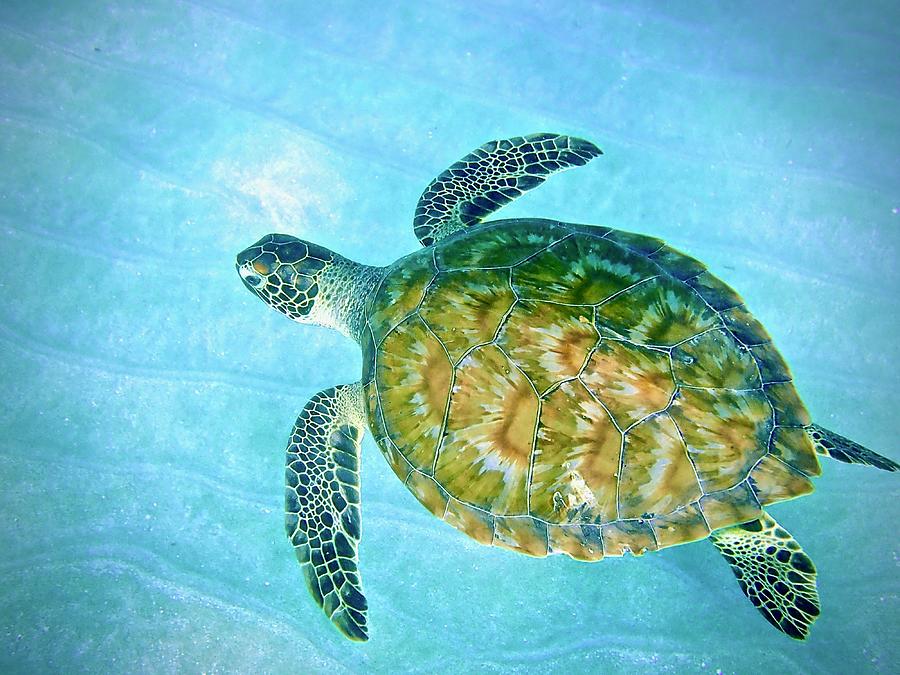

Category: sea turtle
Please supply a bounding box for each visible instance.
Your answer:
[235,133,897,642]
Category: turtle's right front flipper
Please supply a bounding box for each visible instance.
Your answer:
[285,382,369,641]
[414,133,602,246]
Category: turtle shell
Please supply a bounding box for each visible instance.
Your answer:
[361,219,820,560]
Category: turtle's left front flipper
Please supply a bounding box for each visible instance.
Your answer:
[414,133,602,246]
[710,514,820,640]
[285,382,369,641]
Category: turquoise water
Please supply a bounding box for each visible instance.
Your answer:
[1,1,898,672]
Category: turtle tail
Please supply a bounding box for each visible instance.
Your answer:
[806,424,899,472]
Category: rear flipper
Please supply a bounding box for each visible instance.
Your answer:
[806,424,899,472]
[710,513,820,640]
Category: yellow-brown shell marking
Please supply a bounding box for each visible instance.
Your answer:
[419,268,516,363]
[532,380,620,524]
[581,340,676,429]
[497,301,599,394]
[375,314,452,471]
[364,220,820,559]
[434,344,538,515]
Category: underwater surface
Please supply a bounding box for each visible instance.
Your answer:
[1,1,898,672]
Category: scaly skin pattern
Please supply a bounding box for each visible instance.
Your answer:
[236,234,383,340]
[413,133,602,246]
[284,383,370,641]
[363,218,822,560]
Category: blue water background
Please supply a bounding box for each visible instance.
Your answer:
[1,1,898,672]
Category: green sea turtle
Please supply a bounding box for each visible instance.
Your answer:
[235,133,897,642]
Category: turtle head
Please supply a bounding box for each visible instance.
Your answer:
[236,234,335,323]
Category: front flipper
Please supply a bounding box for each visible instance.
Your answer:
[806,424,899,472]
[285,382,369,641]
[414,133,602,246]
[710,513,820,640]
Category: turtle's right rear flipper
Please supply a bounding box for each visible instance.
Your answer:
[806,424,898,472]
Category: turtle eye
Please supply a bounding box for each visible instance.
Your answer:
[243,273,263,288]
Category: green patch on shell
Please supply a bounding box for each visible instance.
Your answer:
[419,268,516,363]
[513,235,658,304]
[596,274,720,346]
[435,219,565,269]
[672,329,761,390]
[368,250,436,344]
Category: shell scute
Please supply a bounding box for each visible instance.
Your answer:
[596,274,721,346]
[547,523,604,561]
[406,470,451,517]
[513,235,658,304]
[771,427,821,477]
[493,516,549,557]
[764,382,812,426]
[699,480,762,530]
[749,455,815,505]
[618,413,702,520]
[497,300,598,394]
[721,305,771,347]
[433,345,537,514]
[563,223,612,238]
[435,219,565,269]
[363,374,385,437]
[443,498,494,544]
[685,271,744,311]
[581,339,675,429]
[650,503,710,548]
[649,245,707,281]
[603,229,665,256]
[751,342,792,384]
[368,250,436,344]
[375,314,452,471]
[532,380,620,523]
[670,388,773,492]
[419,268,516,363]
[601,519,658,556]
[672,328,760,390]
